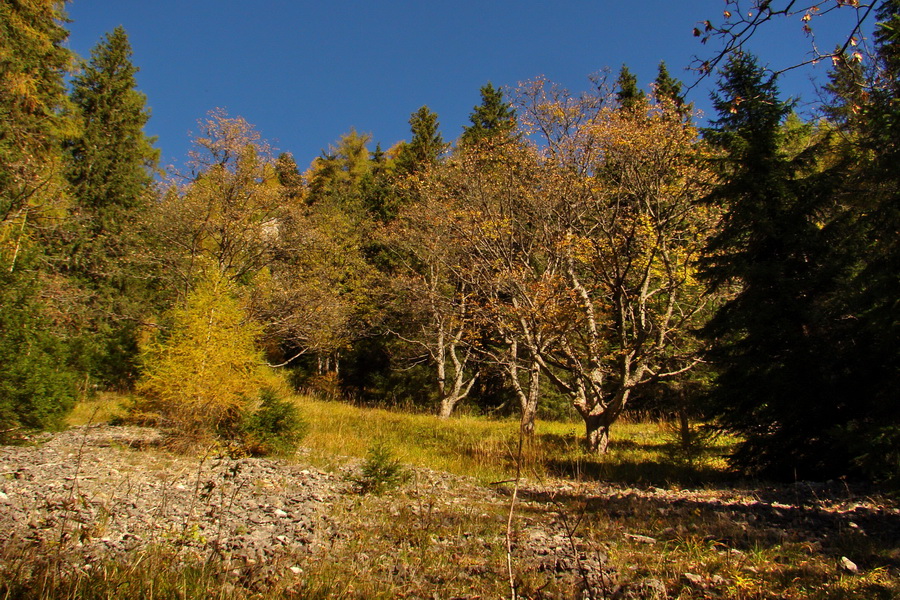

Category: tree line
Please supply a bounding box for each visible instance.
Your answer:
[1,0,898,484]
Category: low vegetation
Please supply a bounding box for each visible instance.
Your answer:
[17,393,891,600]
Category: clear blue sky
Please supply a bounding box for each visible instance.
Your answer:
[64,1,871,171]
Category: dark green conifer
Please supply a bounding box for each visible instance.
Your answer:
[68,26,158,221]
[822,50,868,129]
[460,82,515,144]
[653,61,689,116]
[64,26,160,388]
[396,105,446,174]
[701,52,842,479]
[831,0,900,485]
[614,64,644,112]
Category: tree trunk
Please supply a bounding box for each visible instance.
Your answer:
[519,363,540,437]
[584,415,611,454]
[438,395,458,419]
[521,401,538,437]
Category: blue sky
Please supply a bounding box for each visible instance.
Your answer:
[64,1,873,171]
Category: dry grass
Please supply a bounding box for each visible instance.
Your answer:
[66,392,130,427]
[17,392,898,599]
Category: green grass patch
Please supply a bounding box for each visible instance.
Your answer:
[66,392,130,427]
[296,396,735,485]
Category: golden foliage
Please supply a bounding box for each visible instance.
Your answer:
[136,264,279,438]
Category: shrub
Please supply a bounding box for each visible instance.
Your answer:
[239,388,308,456]
[352,440,408,494]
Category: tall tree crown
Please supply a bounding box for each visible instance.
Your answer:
[653,61,690,116]
[615,64,644,111]
[460,82,515,144]
[396,105,446,174]
[67,25,158,216]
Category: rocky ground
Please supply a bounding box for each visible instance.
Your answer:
[0,426,346,583]
[0,425,616,597]
[1,425,897,599]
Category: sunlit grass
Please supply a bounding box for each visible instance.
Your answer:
[66,392,130,427]
[63,392,735,485]
[296,395,735,485]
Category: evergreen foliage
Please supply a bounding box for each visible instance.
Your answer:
[653,62,683,104]
[653,61,690,117]
[460,82,515,144]
[614,64,644,112]
[239,387,308,456]
[701,52,856,479]
[0,0,79,432]
[822,50,868,130]
[395,105,446,175]
[0,259,77,439]
[67,26,158,217]
[0,0,895,488]
[63,26,160,389]
[830,0,900,485]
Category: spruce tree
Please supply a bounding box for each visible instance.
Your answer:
[701,52,843,479]
[361,143,399,222]
[653,61,689,116]
[615,64,644,112]
[460,82,515,144]
[64,26,160,388]
[822,49,868,130]
[68,26,158,220]
[831,0,900,484]
[396,105,446,174]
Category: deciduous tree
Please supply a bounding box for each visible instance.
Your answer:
[519,80,717,453]
[136,263,276,439]
[150,110,283,296]
[386,170,481,418]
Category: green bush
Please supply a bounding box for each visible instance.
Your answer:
[239,388,308,456]
[352,440,408,494]
[0,267,76,441]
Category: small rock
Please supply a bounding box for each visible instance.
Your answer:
[624,533,657,544]
[840,556,858,574]
[683,572,705,587]
[289,566,302,575]
[273,509,288,518]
